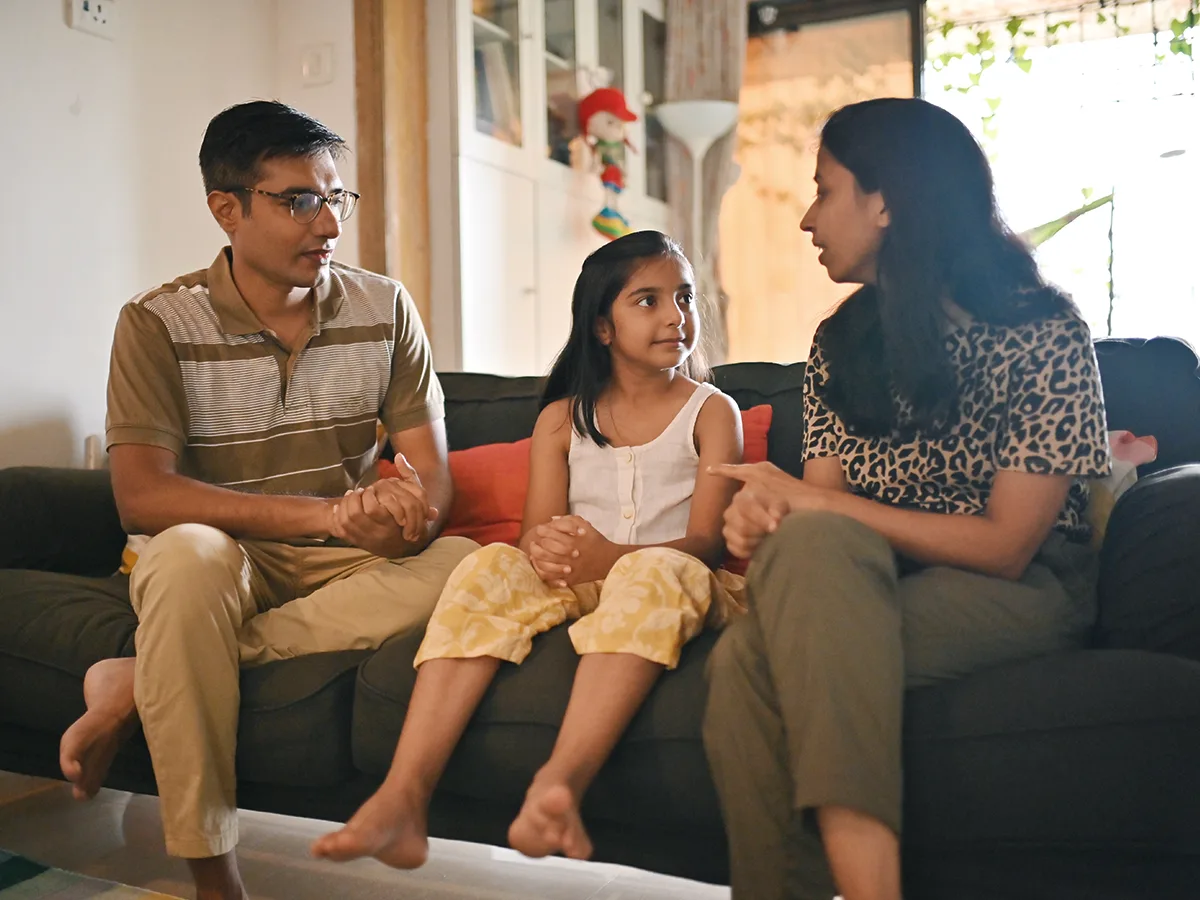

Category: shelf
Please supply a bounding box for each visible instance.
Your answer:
[473,14,513,45]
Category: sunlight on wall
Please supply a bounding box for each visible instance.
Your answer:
[720,12,914,364]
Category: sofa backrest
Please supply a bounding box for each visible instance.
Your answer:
[441,336,1200,477]
[1094,337,1200,474]
[4,338,1193,578]
[440,361,808,475]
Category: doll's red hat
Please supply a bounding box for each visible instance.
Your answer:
[578,87,638,132]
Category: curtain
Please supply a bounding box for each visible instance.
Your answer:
[664,0,748,365]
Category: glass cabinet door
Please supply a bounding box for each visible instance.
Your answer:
[544,0,578,164]
[472,0,524,147]
[597,0,624,93]
[641,9,667,201]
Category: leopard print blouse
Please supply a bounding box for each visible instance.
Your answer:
[803,312,1112,541]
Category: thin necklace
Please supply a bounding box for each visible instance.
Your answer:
[603,401,628,446]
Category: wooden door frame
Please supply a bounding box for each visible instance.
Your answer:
[354,0,433,331]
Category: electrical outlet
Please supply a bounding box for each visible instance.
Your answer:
[67,0,118,41]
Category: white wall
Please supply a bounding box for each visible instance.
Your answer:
[0,0,359,468]
[275,0,360,267]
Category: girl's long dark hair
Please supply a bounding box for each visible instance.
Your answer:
[816,98,1073,437]
[541,230,709,446]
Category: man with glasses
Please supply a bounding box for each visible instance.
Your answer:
[58,101,475,900]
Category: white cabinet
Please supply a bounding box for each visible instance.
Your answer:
[458,157,539,377]
[428,0,669,377]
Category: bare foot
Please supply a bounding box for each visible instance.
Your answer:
[59,658,138,801]
[311,787,430,869]
[508,778,593,860]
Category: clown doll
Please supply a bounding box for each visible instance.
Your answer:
[573,87,637,240]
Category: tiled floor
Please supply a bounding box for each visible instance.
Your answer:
[0,772,730,899]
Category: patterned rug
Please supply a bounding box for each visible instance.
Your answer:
[0,850,179,897]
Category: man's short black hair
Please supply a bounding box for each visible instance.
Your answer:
[199,100,346,194]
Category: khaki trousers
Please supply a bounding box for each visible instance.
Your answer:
[702,510,1097,900]
[128,524,477,857]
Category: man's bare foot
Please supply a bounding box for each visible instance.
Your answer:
[508,778,593,860]
[59,658,137,801]
[311,786,430,869]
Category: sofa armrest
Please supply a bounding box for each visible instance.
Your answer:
[1096,463,1200,662]
[0,467,126,576]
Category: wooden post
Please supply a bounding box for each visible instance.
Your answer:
[353,0,387,275]
[354,0,433,333]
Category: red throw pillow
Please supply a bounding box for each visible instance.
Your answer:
[443,437,532,545]
[740,403,773,466]
[723,404,774,576]
[379,403,775,558]
[378,439,531,546]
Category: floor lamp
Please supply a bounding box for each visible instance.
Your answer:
[653,100,740,273]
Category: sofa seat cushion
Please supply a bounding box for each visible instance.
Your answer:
[904,649,1200,852]
[0,572,137,734]
[0,569,370,787]
[353,625,726,831]
[233,649,373,785]
[359,636,1200,856]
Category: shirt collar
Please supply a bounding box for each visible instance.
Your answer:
[206,247,345,336]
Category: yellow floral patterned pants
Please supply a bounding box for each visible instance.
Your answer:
[415,543,746,670]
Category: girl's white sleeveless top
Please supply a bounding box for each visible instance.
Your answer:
[567,382,720,545]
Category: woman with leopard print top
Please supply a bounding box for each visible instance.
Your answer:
[703,98,1111,900]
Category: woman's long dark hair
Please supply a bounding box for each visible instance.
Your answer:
[541,230,709,446]
[816,98,1072,437]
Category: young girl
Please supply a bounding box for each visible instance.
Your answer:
[313,230,746,867]
[705,99,1111,900]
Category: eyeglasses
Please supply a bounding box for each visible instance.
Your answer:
[233,187,360,224]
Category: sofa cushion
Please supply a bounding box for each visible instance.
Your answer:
[358,636,1200,858]
[441,438,533,546]
[353,625,725,829]
[0,572,136,734]
[0,468,125,576]
[420,404,776,553]
[439,364,808,474]
[0,569,369,788]
[1096,464,1200,662]
[740,402,774,467]
[1094,337,1200,474]
[904,649,1200,853]
[440,373,544,451]
[713,362,806,477]
[234,649,372,786]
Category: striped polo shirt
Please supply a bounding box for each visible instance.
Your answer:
[106,248,443,498]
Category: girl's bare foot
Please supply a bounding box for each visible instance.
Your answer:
[508,778,593,860]
[311,786,430,869]
[59,658,137,800]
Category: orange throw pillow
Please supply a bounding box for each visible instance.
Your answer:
[380,437,533,546]
[379,403,775,557]
[723,404,774,576]
[739,403,773,466]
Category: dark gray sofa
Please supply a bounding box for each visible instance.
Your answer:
[3,337,1200,899]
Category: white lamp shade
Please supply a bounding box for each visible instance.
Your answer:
[654,100,740,158]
